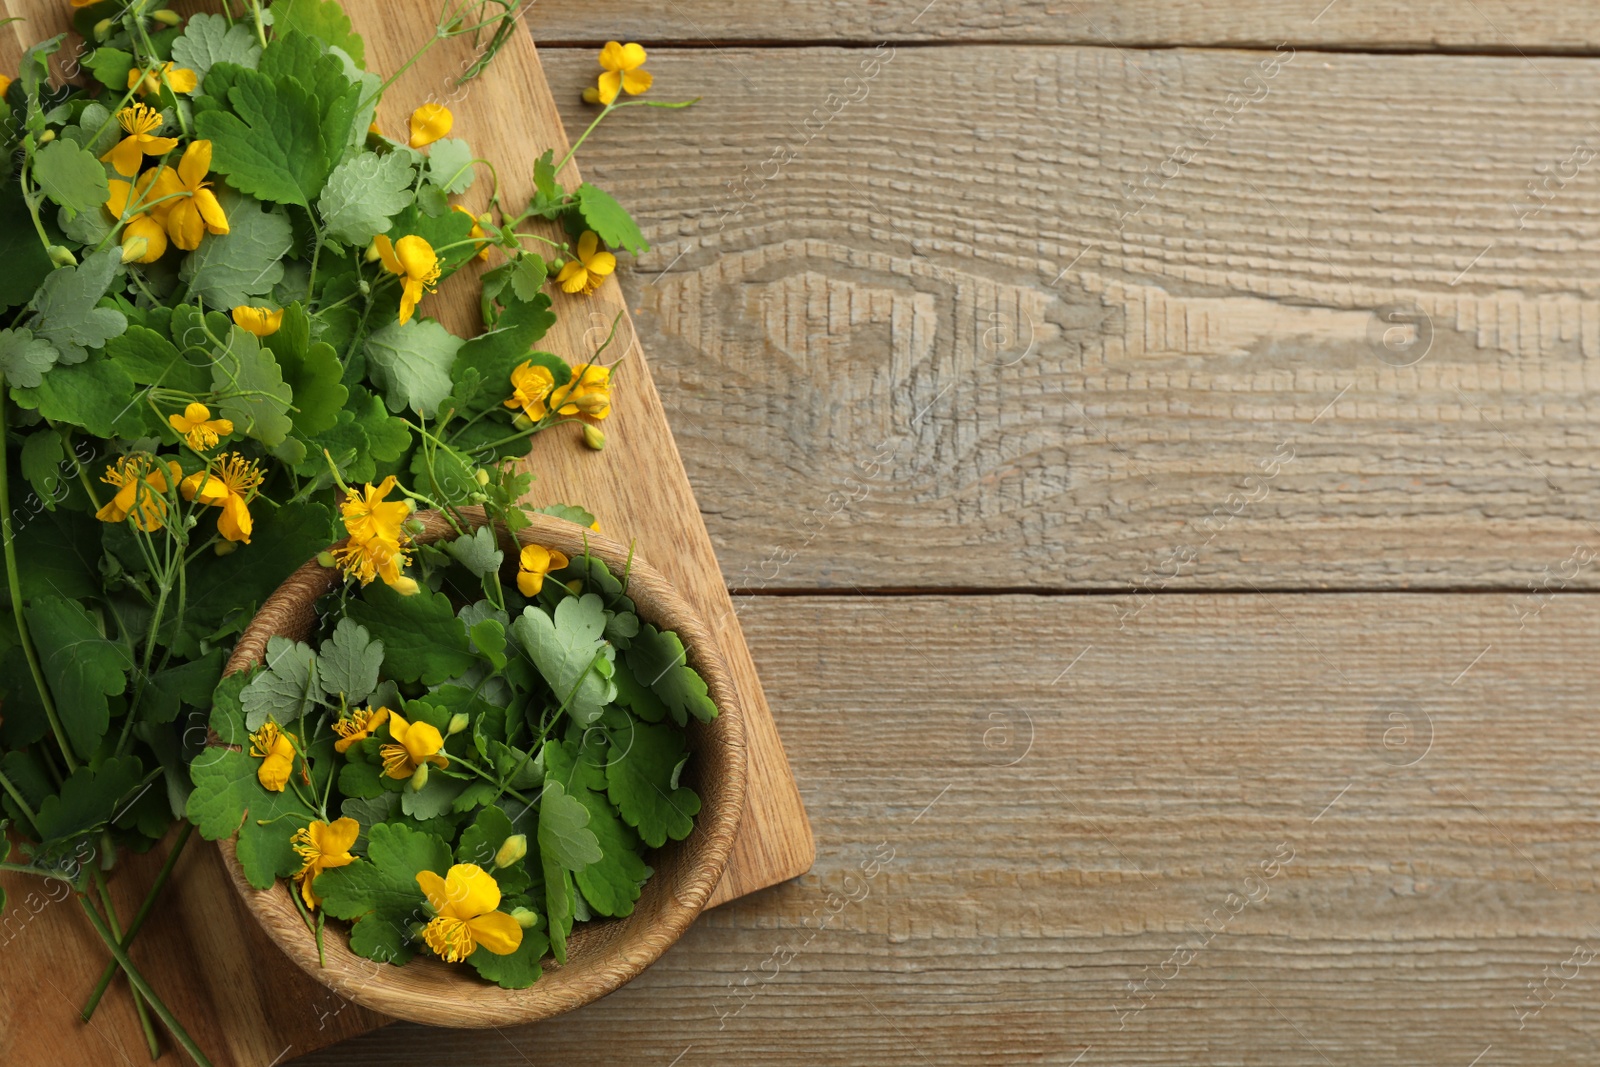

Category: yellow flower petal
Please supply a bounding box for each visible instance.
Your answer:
[466,910,524,955]
[596,70,622,105]
[441,863,501,920]
[416,868,451,913]
[621,68,653,96]
[617,42,648,70]
[408,102,453,148]
[232,305,283,338]
[164,65,198,95]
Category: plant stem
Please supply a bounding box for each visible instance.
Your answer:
[0,375,77,771]
[81,824,193,1023]
[76,894,215,1067]
[92,868,161,1060]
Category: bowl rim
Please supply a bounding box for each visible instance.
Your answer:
[213,509,748,1027]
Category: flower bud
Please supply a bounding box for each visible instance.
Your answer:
[408,764,429,791]
[510,906,539,928]
[574,393,609,417]
[494,834,527,868]
[358,278,371,295]
[581,423,605,450]
[119,236,148,263]
[402,517,425,537]
[214,539,238,557]
[564,579,583,595]
[512,413,534,431]
[47,245,77,267]
[365,240,382,262]
[389,575,420,597]
[475,468,490,487]
[582,86,601,105]
[447,712,469,736]
[150,8,182,25]
[37,129,54,144]
[316,550,337,568]
[93,17,113,39]
[142,73,161,96]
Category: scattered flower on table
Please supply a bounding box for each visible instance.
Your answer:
[408,102,453,147]
[596,41,652,104]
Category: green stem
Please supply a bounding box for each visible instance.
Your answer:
[76,895,215,1067]
[0,377,77,770]
[554,101,616,178]
[92,869,161,1060]
[81,824,193,1022]
[0,765,40,834]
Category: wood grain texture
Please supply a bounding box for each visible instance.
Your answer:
[296,593,1600,1066]
[529,2,1600,51]
[534,44,1600,593]
[219,512,749,1028]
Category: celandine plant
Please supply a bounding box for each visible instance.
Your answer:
[0,0,689,1060]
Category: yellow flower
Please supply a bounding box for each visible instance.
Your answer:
[180,452,263,543]
[168,402,233,451]
[503,361,556,421]
[293,818,359,908]
[95,454,180,531]
[555,230,616,295]
[379,709,449,780]
[232,306,283,338]
[128,61,198,98]
[452,205,491,261]
[101,103,179,178]
[516,544,570,597]
[373,234,440,325]
[0,75,10,95]
[104,177,168,263]
[408,102,453,148]
[333,535,415,593]
[416,863,523,962]
[250,721,296,792]
[333,706,391,754]
[550,363,613,419]
[339,475,411,547]
[144,140,228,251]
[596,41,652,105]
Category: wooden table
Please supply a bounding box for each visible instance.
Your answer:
[28,1,1600,1062]
[297,7,1600,1064]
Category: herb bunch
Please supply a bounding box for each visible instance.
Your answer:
[0,0,687,1059]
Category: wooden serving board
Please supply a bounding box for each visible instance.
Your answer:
[0,4,813,1065]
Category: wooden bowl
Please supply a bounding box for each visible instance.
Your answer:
[216,510,748,1027]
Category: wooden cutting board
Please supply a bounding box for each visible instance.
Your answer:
[0,4,813,1064]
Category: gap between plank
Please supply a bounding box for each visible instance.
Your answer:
[532,38,1600,59]
[729,585,1600,598]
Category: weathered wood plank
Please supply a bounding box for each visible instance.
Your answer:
[537,46,1600,593]
[294,592,1600,1065]
[528,2,1600,52]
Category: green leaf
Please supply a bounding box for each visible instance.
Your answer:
[257,29,361,154]
[0,189,55,311]
[27,596,134,760]
[9,354,141,438]
[197,68,330,207]
[319,617,383,703]
[468,923,548,989]
[469,619,508,672]
[533,148,560,202]
[104,324,211,393]
[444,525,503,579]
[19,428,65,506]
[544,741,650,917]
[142,650,226,725]
[28,250,128,363]
[1,506,104,604]
[341,792,398,851]
[346,580,476,685]
[448,295,557,418]
[509,255,547,302]
[179,189,293,307]
[319,150,415,245]
[264,304,346,435]
[0,328,59,389]
[625,623,719,726]
[605,721,701,848]
[317,822,450,964]
[32,139,110,220]
[211,325,294,446]
[34,755,145,847]
[86,47,134,92]
[533,502,597,528]
[171,13,262,87]
[511,594,617,727]
[538,777,599,965]
[61,102,119,159]
[364,318,463,417]
[241,634,319,730]
[235,787,309,888]
[425,138,475,195]
[576,183,648,255]
[401,772,467,819]
[269,0,366,68]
